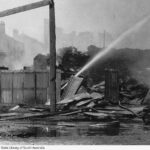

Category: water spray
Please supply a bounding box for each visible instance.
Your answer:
[75,15,150,77]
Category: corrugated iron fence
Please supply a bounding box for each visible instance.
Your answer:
[0,70,60,105]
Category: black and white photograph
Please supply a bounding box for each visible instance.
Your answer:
[0,0,150,147]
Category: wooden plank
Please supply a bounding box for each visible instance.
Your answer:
[49,1,56,113]
[60,110,82,116]
[1,72,13,104]
[1,91,12,104]
[105,69,119,104]
[58,93,92,105]
[143,89,150,104]
[99,106,144,113]
[23,90,35,105]
[0,0,50,18]
[13,72,24,104]
[0,71,1,104]
[76,99,92,107]
[13,90,23,104]
[61,76,83,99]
[36,89,47,105]
[89,121,120,128]
[13,72,24,89]
[84,112,110,119]
[0,112,18,117]
[36,72,48,88]
[24,72,35,88]
[0,111,67,121]
[1,72,13,89]
[0,113,49,121]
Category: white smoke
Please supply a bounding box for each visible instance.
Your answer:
[75,15,150,77]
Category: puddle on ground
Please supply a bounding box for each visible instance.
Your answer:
[0,119,149,138]
[17,125,120,137]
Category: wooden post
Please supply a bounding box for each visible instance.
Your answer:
[49,0,56,113]
[56,69,61,102]
[0,0,55,107]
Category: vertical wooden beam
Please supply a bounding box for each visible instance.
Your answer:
[49,0,56,113]
[105,69,119,104]
[56,69,61,102]
[34,71,37,105]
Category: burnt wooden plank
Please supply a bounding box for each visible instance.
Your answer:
[59,93,91,105]
[49,0,56,112]
[61,76,84,99]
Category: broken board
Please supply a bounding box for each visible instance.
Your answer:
[61,76,83,99]
[84,112,110,120]
[142,89,150,104]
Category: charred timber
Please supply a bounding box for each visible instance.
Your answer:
[0,0,51,17]
[49,0,56,113]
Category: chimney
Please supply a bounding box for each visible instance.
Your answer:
[0,21,5,34]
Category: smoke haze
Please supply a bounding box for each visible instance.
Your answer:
[1,0,150,69]
[0,0,150,48]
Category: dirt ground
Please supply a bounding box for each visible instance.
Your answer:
[0,119,149,145]
[0,133,150,145]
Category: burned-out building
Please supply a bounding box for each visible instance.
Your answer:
[0,21,24,69]
[13,29,45,66]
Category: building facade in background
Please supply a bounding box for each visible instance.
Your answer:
[0,21,24,69]
[44,19,113,51]
[13,29,46,67]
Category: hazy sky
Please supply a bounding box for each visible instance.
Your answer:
[1,0,150,43]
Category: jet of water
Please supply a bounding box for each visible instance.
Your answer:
[75,15,150,77]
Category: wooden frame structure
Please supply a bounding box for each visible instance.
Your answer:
[0,0,57,112]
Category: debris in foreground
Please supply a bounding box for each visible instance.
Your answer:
[0,74,149,125]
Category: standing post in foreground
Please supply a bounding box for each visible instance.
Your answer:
[49,0,56,113]
[0,0,56,112]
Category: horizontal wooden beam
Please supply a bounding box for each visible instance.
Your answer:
[0,0,51,18]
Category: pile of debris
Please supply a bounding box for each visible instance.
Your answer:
[119,78,148,105]
[55,76,149,122]
[0,74,149,124]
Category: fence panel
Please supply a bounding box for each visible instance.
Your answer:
[1,72,13,104]
[36,71,48,104]
[13,72,24,104]
[0,70,60,105]
[23,72,36,105]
